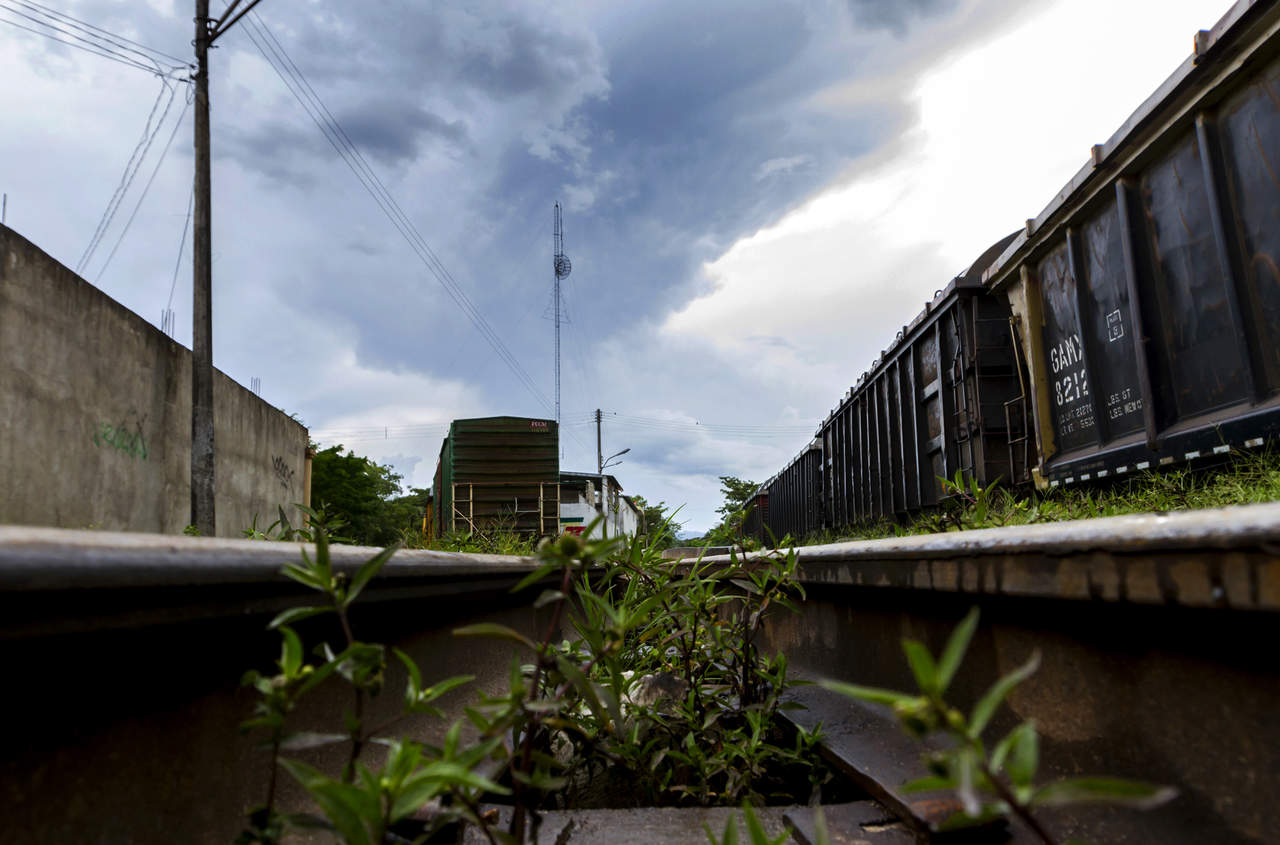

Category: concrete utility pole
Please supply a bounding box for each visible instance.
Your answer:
[191,0,214,535]
[188,0,263,535]
[595,408,602,473]
[190,0,265,536]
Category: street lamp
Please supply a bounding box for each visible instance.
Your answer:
[601,447,630,471]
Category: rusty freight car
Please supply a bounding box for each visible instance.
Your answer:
[818,235,1027,531]
[433,416,560,537]
[985,0,1280,488]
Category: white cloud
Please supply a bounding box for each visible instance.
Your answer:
[667,0,1236,374]
[755,155,810,181]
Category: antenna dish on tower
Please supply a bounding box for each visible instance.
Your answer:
[555,254,572,279]
[552,203,573,425]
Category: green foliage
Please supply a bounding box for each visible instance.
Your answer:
[309,445,413,547]
[629,495,684,549]
[241,519,828,844]
[700,476,761,547]
[182,524,202,536]
[715,476,760,521]
[414,511,538,555]
[821,608,1176,844]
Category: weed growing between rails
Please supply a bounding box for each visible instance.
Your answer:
[820,608,1175,845]
[238,518,831,844]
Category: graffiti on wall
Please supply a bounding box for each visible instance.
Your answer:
[92,412,148,461]
[272,455,295,493]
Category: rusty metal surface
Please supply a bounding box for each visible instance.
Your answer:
[782,685,968,839]
[974,1,1280,486]
[717,501,1280,611]
[0,525,541,638]
[3,571,553,844]
[763,591,1280,844]
[0,524,535,590]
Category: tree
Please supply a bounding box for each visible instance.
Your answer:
[309,445,416,546]
[630,495,683,550]
[714,476,759,521]
[701,475,760,546]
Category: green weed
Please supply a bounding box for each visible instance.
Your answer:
[821,608,1175,844]
[240,519,827,844]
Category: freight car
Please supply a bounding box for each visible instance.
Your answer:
[761,441,822,542]
[817,234,1026,532]
[984,0,1280,488]
[741,490,769,543]
[752,0,1280,544]
[433,416,560,537]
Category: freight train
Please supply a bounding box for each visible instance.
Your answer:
[756,0,1280,543]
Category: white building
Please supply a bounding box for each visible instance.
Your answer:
[559,471,645,539]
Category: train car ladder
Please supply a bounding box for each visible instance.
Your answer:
[948,309,978,483]
[541,482,560,536]
[450,482,476,534]
[1004,315,1033,485]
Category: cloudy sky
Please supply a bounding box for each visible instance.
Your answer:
[0,0,1236,532]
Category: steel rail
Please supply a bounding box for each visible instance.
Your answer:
[680,501,1280,611]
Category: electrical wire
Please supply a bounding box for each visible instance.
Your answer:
[0,10,157,73]
[234,10,556,419]
[0,1,185,75]
[8,0,187,67]
[607,412,813,432]
[95,89,192,282]
[166,187,195,316]
[76,76,176,274]
[562,411,814,440]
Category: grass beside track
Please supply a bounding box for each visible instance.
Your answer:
[800,447,1280,545]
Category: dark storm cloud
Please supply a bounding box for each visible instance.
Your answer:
[456,15,603,100]
[334,100,469,165]
[265,0,922,383]
[457,0,896,342]
[846,0,958,33]
[209,2,607,186]
[217,119,329,188]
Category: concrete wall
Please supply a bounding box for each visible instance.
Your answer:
[0,224,307,537]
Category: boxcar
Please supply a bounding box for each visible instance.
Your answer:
[818,234,1029,530]
[984,0,1280,488]
[433,416,560,536]
[762,441,822,541]
[741,490,769,544]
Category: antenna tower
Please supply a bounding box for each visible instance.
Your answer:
[552,203,572,425]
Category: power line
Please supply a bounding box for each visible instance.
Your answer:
[95,89,192,282]
[9,0,187,66]
[583,411,814,432]
[75,76,177,275]
[0,1,184,75]
[0,9,157,73]
[563,411,815,440]
[233,10,556,417]
[166,186,195,316]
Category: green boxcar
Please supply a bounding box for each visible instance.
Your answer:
[433,416,559,537]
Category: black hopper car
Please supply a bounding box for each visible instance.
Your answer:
[756,0,1280,544]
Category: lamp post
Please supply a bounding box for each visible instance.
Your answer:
[596,448,629,539]
[601,447,629,471]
